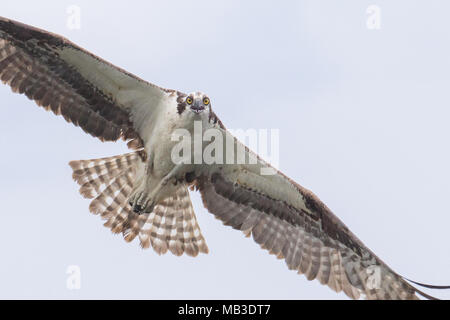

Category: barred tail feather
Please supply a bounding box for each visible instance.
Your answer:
[69,152,208,257]
[136,185,209,257]
[69,152,141,198]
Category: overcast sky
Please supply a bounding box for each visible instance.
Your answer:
[1,1,449,299]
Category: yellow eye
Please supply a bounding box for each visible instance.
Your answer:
[203,98,210,105]
[186,97,193,105]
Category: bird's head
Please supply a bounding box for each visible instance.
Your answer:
[177,91,211,116]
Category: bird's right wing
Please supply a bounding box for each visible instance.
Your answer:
[0,16,179,149]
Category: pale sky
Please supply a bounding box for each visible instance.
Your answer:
[0,1,449,299]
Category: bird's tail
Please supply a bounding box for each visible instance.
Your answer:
[69,151,208,256]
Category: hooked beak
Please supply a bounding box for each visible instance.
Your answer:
[190,100,205,114]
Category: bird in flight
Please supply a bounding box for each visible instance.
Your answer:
[0,16,447,300]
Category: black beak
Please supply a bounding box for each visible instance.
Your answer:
[190,101,205,113]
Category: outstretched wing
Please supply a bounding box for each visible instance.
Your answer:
[194,126,426,300]
[0,16,176,149]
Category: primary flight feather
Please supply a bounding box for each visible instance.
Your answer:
[0,16,446,300]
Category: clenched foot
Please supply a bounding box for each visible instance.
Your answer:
[128,191,156,215]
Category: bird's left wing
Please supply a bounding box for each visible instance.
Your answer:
[0,16,176,149]
[194,127,427,300]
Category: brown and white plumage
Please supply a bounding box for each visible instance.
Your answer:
[69,153,208,256]
[0,16,447,299]
[196,165,416,299]
[0,16,172,149]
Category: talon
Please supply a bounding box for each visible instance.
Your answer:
[133,204,142,213]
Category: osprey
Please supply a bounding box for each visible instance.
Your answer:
[0,17,447,300]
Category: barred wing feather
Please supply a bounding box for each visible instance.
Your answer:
[195,132,424,300]
[0,16,175,149]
